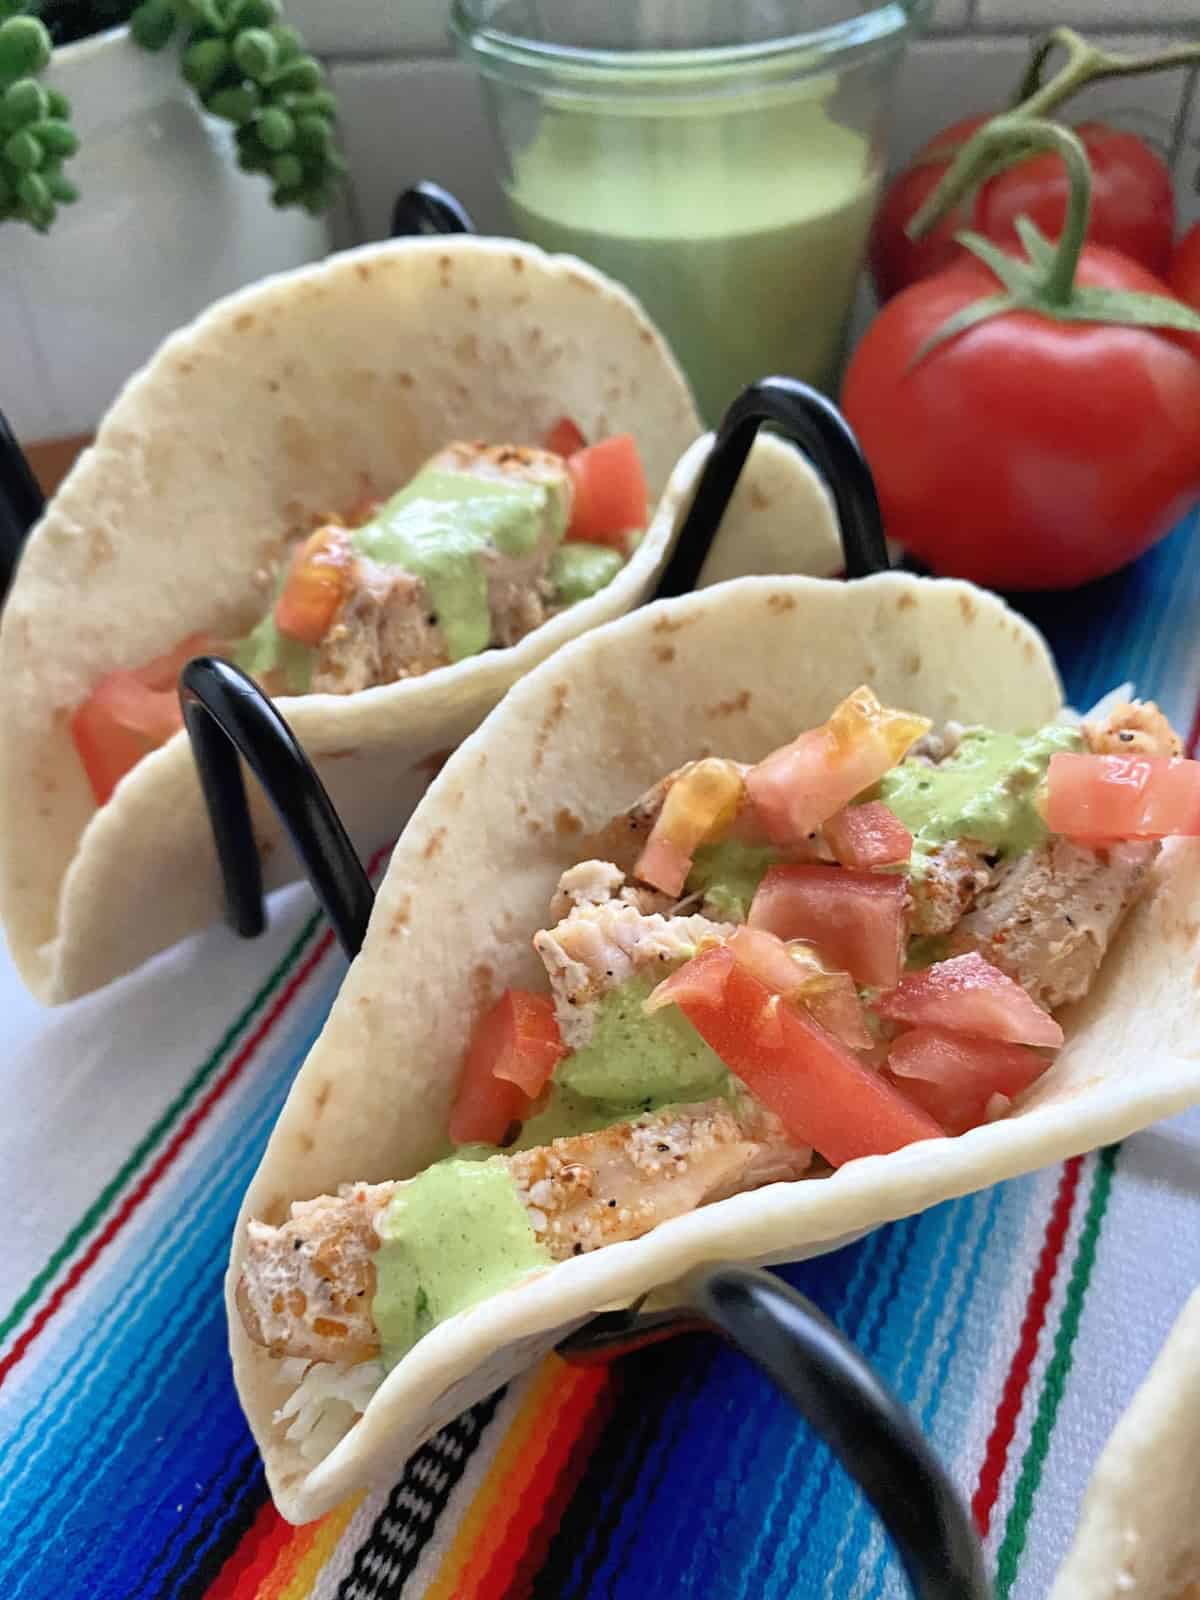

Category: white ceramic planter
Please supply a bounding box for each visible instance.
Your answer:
[2,27,333,445]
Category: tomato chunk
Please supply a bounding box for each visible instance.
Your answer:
[746,688,930,847]
[664,946,944,1164]
[449,991,550,1145]
[885,1026,1050,1136]
[70,630,223,805]
[566,435,648,548]
[544,417,586,457]
[487,991,566,1098]
[824,801,912,870]
[725,926,873,1050]
[1045,752,1200,840]
[275,524,355,647]
[748,863,907,989]
[633,758,744,896]
[877,953,1063,1047]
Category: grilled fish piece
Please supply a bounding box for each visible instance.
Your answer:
[1084,698,1180,759]
[945,699,1175,1007]
[534,898,732,1050]
[237,1098,811,1363]
[908,839,994,937]
[949,838,1157,1011]
[312,559,448,692]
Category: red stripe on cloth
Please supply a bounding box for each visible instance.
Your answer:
[202,1499,295,1600]
[0,928,336,1388]
[459,1367,611,1600]
[503,1367,623,1600]
[971,1156,1083,1537]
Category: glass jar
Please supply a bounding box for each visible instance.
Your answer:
[452,1,929,421]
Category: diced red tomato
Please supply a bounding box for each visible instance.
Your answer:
[745,687,931,846]
[659,945,944,1164]
[566,435,648,549]
[885,1026,1050,1137]
[724,926,873,1050]
[275,524,355,647]
[544,417,586,457]
[1044,752,1200,841]
[633,758,744,896]
[824,800,912,870]
[70,630,223,806]
[448,991,553,1145]
[487,990,566,1098]
[748,864,907,989]
[877,953,1063,1048]
[642,938,731,1015]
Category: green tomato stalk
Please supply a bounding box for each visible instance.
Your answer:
[906,117,1200,364]
[1011,27,1200,121]
[904,28,1200,193]
[0,0,342,232]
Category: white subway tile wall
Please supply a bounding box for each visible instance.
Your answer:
[977,0,1198,30]
[331,59,511,242]
[928,0,972,29]
[891,34,1192,167]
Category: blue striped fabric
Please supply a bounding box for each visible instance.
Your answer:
[1,508,1197,1600]
[0,979,341,1600]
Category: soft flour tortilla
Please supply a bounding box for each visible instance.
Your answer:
[228,570,1200,1523]
[1051,1290,1200,1600]
[0,234,842,1004]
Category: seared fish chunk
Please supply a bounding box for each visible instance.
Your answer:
[548,860,674,924]
[237,1181,394,1363]
[909,839,994,937]
[510,1094,810,1258]
[949,837,1156,1010]
[1084,698,1180,759]
[946,698,1176,1007]
[312,558,448,693]
[534,899,732,1050]
[237,1100,811,1363]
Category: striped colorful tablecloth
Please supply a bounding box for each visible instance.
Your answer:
[4,519,1200,1600]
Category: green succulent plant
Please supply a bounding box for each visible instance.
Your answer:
[0,0,342,231]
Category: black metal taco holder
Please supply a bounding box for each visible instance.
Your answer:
[0,185,989,1600]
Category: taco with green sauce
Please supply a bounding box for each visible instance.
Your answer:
[0,238,843,1004]
[228,571,1200,1522]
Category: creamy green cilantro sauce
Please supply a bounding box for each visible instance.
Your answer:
[554,972,729,1106]
[880,725,1083,878]
[352,469,567,662]
[549,542,624,604]
[685,839,780,922]
[372,1156,552,1369]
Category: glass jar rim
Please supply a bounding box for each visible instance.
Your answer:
[450,1,929,91]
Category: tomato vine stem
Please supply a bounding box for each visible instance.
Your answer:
[1012,27,1200,121]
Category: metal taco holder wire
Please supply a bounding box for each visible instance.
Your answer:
[0,195,992,1599]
